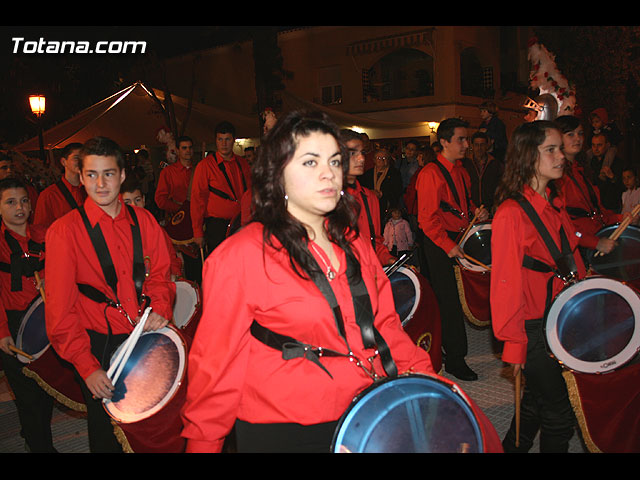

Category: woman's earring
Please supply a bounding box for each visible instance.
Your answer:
[284,194,288,208]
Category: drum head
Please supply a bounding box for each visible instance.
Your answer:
[388,266,421,326]
[545,277,640,374]
[591,224,640,281]
[104,326,187,423]
[459,223,492,272]
[16,296,49,363]
[332,375,484,453]
[173,280,200,329]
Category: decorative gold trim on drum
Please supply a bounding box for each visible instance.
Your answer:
[454,265,490,327]
[21,366,87,413]
[112,422,135,453]
[416,332,432,353]
[562,371,602,454]
[171,210,185,225]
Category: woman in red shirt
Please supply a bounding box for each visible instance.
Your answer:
[491,121,615,452]
[181,110,501,453]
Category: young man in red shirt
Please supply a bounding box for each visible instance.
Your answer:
[0,177,55,452]
[190,122,251,257]
[44,136,175,452]
[416,118,488,381]
[33,143,86,230]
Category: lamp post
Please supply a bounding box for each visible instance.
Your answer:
[29,94,46,166]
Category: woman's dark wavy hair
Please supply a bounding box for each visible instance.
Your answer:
[251,109,361,280]
[494,120,562,206]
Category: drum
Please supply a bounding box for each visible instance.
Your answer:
[226,213,242,237]
[15,296,49,363]
[544,276,640,374]
[15,296,85,409]
[173,280,202,339]
[590,224,640,282]
[103,325,187,424]
[457,222,492,272]
[332,374,484,453]
[104,325,190,453]
[388,267,442,372]
[164,201,194,243]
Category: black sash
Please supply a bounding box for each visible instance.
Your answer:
[251,248,398,380]
[76,204,146,309]
[0,230,45,291]
[55,180,79,210]
[565,170,601,218]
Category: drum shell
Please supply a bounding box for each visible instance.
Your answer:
[388,267,442,372]
[331,373,485,453]
[164,201,194,243]
[544,275,640,374]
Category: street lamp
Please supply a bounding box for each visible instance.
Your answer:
[28,94,46,165]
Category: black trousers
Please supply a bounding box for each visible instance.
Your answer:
[75,329,130,453]
[182,251,203,285]
[203,217,231,259]
[502,319,576,453]
[421,235,468,363]
[1,309,56,452]
[234,419,339,453]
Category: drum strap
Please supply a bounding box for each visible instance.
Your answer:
[517,197,579,313]
[250,251,398,379]
[566,170,601,216]
[0,230,45,291]
[359,191,377,250]
[433,159,472,220]
[55,180,79,210]
[76,204,146,309]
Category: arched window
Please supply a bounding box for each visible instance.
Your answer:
[363,48,434,102]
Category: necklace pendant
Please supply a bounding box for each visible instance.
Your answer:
[326,269,336,281]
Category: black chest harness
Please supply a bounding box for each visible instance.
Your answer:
[250,251,398,381]
[517,196,579,314]
[0,230,45,292]
[76,204,148,325]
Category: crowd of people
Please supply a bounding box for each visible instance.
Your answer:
[0,100,638,454]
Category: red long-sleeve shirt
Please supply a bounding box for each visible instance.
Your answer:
[491,185,586,365]
[189,152,251,238]
[556,160,621,248]
[155,161,194,213]
[181,222,435,452]
[44,196,175,380]
[0,222,46,338]
[416,154,476,254]
[32,176,87,230]
[346,180,394,266]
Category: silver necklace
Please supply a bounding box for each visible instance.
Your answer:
[311,243,336,281]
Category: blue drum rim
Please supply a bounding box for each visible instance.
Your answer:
[103,325,187,423]
[331,373,484,453]
[544,276,640,374]
[15,295,49,364]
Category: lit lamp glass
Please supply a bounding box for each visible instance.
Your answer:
[29,95,46,116]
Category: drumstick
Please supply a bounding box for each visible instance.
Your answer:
[515,369,522,448]
[462,253,491,272]
[594,204,640,257]
[9,344,33,360]
[458,205,484,247]
[200,247,205,265]
[34,271,45,303]
[106,307,152,391]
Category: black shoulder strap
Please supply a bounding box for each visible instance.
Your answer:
[516,196,577,281]
[433,159,471,218]
[0,230,45,291]
[359,191,377,250]
[55,180,79,210]
[77,204,146,306]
